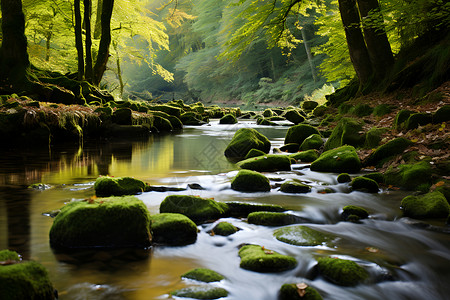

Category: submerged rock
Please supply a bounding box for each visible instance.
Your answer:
[231,169,271,192]
[170,286,228,299]
[280,181,312,194]
[351,176,379,193]
[160,195,229,224]
[401,191,449,219]
[94,176,148,197]
[310,145,361,173]
[289,150,320,163]
[341,205,369,222]
[212,222,238,236]
[49,196,151,249]
[247,212,306,226]
[226,202,285,218]
[274,225,336,247]
[224,128,271,160]
[317,257,368,286]
[181,268,225,282]
[238,244,297,273]
[237,154,291,172]
[279,283,323,300]
[150,213,197,246]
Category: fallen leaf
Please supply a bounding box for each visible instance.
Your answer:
[296,283,308,297]
[366,247,379,253]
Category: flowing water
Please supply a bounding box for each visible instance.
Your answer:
[0,120,449,300]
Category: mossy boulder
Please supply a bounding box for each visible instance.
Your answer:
[247,212,304,226]
[373,104,393,117]
[279,283,323,300]
[350,104,373,117]
[364,138,413,167]
[283,110,305,124]
[170,286,228,299]
[224,128,271,160]
[317,257,368,286]
[337,173,351,183]
[280,143,300,153]
[182,268,225,282]
[351,177,379,193]
[152,115,173,132]
[239,245,297,273]
[0,259,55,300]
[324,118,365,151]
[313,105,327,117]
[274,225,336,247]
[112,107,132,125]
[237,155,291,172]
[341,205,369,221]
[149,104,182,117]
[226,202,285,218]
[257,117,278,126]
[362,172,384,184]
[401,191,450,219]
[433,105,450,123]
[299,134,323,151]
[160,195,229,224]
[280,181,312,194]
[289,150,320,163]
[244,148,267,159]
[49,196,151,249]
[285,124,321,145]
[231,169,271,192]
[384,160,432,191]
[150,111,183,130]
[404,112,433,130]
[364,127,389,149]
[302,101,319,111]
[212,222,238,236]
[0,249,20,261]
[219,114,237,124]
[94,176,148,197]
[150,213,197,246]
[263,108,275,117]
[310,146,361,173]
[180,112,207,125]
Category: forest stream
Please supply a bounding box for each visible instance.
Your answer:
[1,120,449,300]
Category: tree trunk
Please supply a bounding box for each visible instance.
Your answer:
[300,26,317,82]
[74,0,84,80]
[45,25,53,61]
[0,0,29,84]
[84,0,93,82]
[94,0,103,39]
[338,0,373,87]
[93,0,114,86]
[356,0,394,82]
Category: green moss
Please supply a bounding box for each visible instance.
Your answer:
[170,286,228,299]
[225,202,285,218]
[433,105,450,123]
[182,268,225,283]
[362,172,384,184]
[212,222,238,236]
[313,105,327,117]
[149,104,182,117]
[263,108,275,117]
[279,283,323,300]
[283,109,305,124]
[302,100,319,111]
[237,155,291,172]
[238,245,297,272]
[401,191,450,219]
[49,196,151,249]
[351,177,379,193]
[342,205,369,221]
[224,128,271,160]
[160,195,229,224]
[385,160,432,190]
[247,212,301,226]
[299,134,324,151]
[219,114,237,124]
[364,138,413,167]
[317,257,368,286]
[393,109,413,130]
[337,173,351,183]
[349,104,373,117]
[310,146,361,173]
[280,181,311,194]
[180,112,207,125]
[94,176,148,197]
[268,116,287,121]
[257,118,278,126]
[94,106,113,116]
[405,113,433,130]
[244,148,267,159]
[274,225,336,247]
[152,115,173,132]
[112,107,132,125]
[0,250,20,261]
[289,150,320,163]
[231,169,271,192]
[150,213,197,246]
[338,103,352,114]
[324,118,365,151]
[364,127,389,149]
[0,261,55,300]
[280,143,300,153]
[150,111,183,130]
[285,124,321,145]
[372,104,393,117]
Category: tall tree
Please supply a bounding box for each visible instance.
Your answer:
[93,0,114,85]
[84,0,93,82]
[74,0,85,80]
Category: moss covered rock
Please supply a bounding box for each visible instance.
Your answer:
[310,146,361,173]
[226,202,285,218]
[247,212,303,226]
[373,104,393,117]
[364,137,413,167]
[0,249,20,261]
[283,110,305,124]
[239,245,297,272]
[94,176,148,197]
[151,213,197,245]
[280,181,312,194]
[279,283,323,300]
[152,115,173,132]
[313,105,327,117]
[289,150,320,163]
[274,225,336,247]
[160,195,229,224]
[405,112,433,130]
[50,196,151,249]
[364,127,389,149]
[337,173,351,183]
[285,124,321,145]
[0,259,55,300]
[112,107,132,125]
[180,112,207,125]
[362,172,384,184]
[170,286,228,299]
[212,222,238,236]
[257,117,278,126]
[302,101,319,111]
[351,177,379,193]
[324,118,365,151]
[149,104,182,117]
[219,114,237,124]
[280,143,300,153]
[401,191,450,219]
[384,160,432,191]
[393,109,414,130]
[350,104,373,117]
[341,205,369,221]
[150,111,183,130]
[317,257,368,286]
[263,108,275,117]
[244,148,267,159]
[224,128,271,160]
[299,134,324,151]
[433,105,450,123]
[237,155,291,172]
[181,268,225,282]
[231,169,271,192]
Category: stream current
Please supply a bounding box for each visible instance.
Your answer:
[0,120,449,300]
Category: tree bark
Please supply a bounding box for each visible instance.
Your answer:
[94,0,103,39]
[93,0,114,86]
[356,0,394,82]
[84,0,93,82]
[338,0,373,87]
[300,26,317,82]
[74,0,84,80]
[0,0,29,84]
